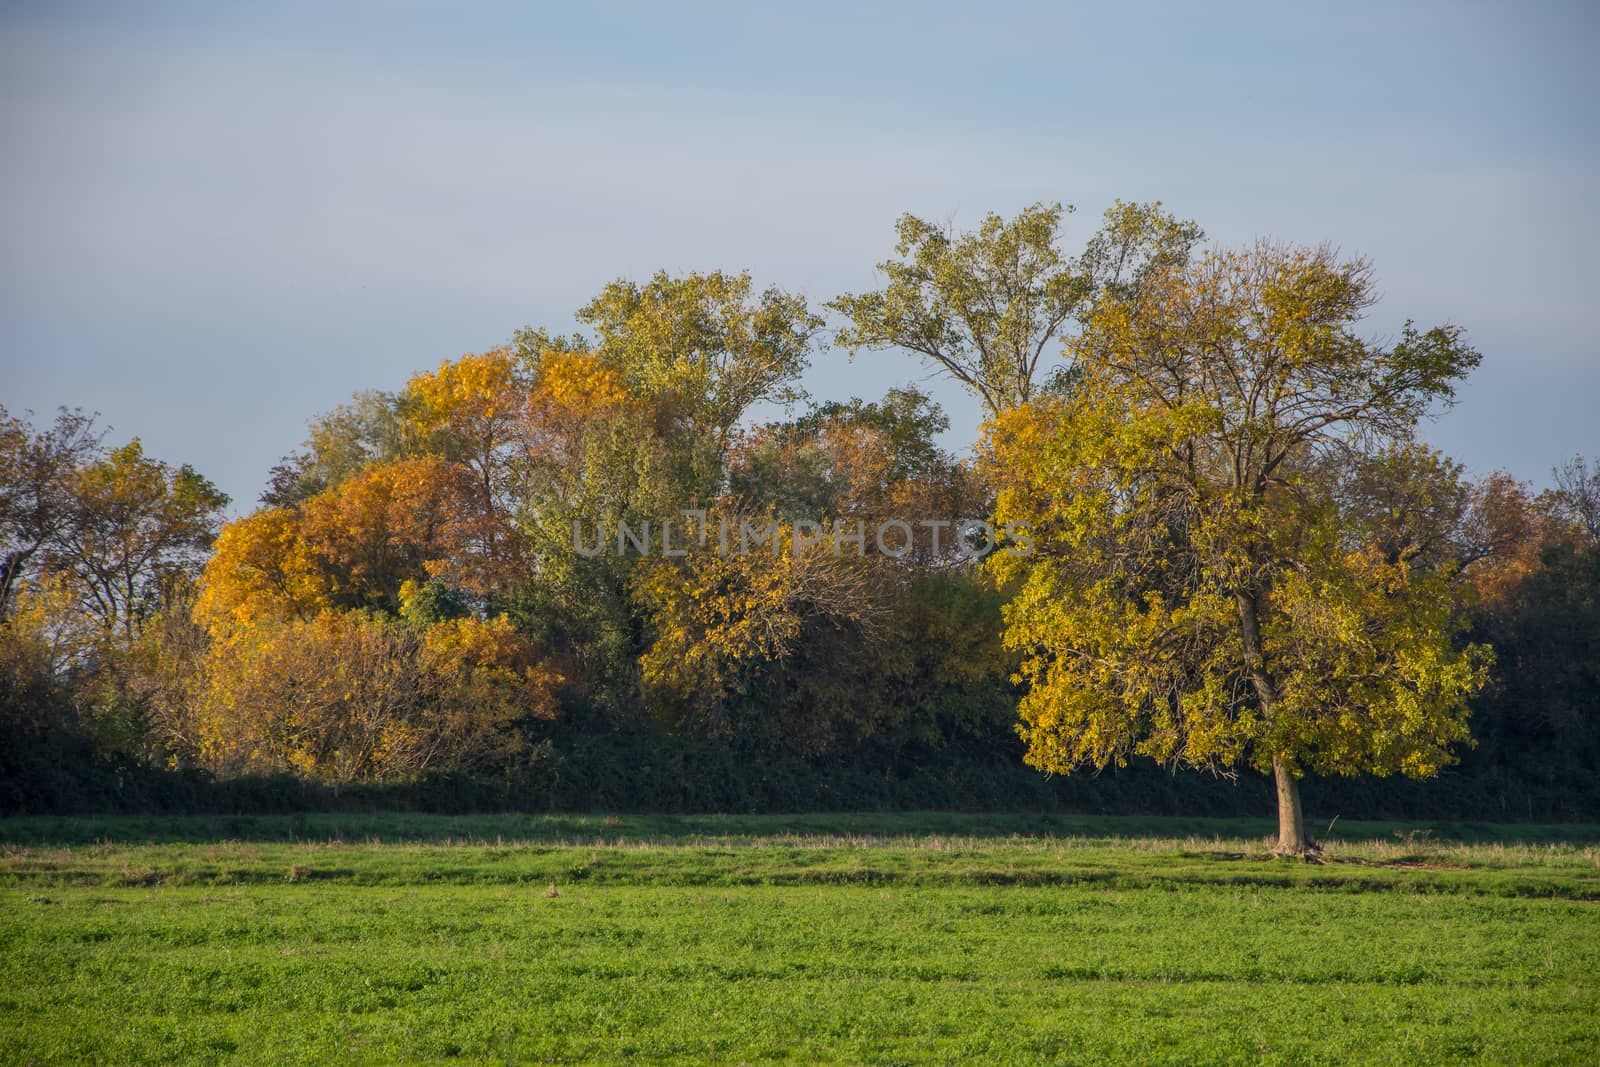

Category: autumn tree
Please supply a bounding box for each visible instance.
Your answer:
[512,272,820,569]
[44,439,229,644]
[0,406,103,619]
[506,347,692,713]
[1,413,227,769]
[636,389,1008,753]
[500,274,822,717]
[577,270,821,462]
[1449,458,1600,814]
[988,242,1489,855]
[193,609,558,784]
[399,348,535,591]
[831,201,1202,413]
[262,390,407,506]
[727,387,983,565]
[201,456,473,627]
[194,506,332,630]
[633,521,887,738]
[1550,455,1600,546]
[0,576,97,736]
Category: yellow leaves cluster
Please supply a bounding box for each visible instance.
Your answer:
[634,523,882,731]
[404,347,524,435]
[196,507,330,631]
[299,455,472,600]
[420,613,561,726]
[192,608,559,784]
[533,350,630,420]
[1260,546,1490,778]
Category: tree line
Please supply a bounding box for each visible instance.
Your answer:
[4,202,1597,836]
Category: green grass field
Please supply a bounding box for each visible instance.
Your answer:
[2,813,1597,1065]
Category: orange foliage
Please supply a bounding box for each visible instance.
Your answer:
[297,455,474,610]
[200,456,474,628]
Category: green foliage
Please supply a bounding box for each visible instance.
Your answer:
[262,390,407,506]
[578,269,821,448]
[831,201,1086,412]
[832,201,1203,412]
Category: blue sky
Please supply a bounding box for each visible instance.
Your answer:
[3,1,1595,508]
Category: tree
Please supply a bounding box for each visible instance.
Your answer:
[987,241,1489,855]
[0,406,102,619]
[1550,455,1600,546]
[577,270,821,456]
[509,346,706,716]
[2,415,226,772]
[508,273,822,719]
[200,455,474,628]
[1458,492,1600,816]
[633,520,886,737]
[831,201,1202,413]
[746,568,1015,760]
[633,389,1005,754]
[194,506,332,630]
[262,390,407,506]
[727,388,982,565]
[47,439,229,644]
[400,347,528,510]
[1437,458,1600,818]
[400,348,535,592]
[295,455,474,612]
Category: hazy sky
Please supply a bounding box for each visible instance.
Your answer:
[3,1,1595,508]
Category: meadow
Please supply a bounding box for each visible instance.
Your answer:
[2,813,1597,1065]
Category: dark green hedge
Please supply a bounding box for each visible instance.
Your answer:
[4,721,1593,822]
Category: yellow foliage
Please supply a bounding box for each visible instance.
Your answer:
[297,455,473,608]
[198,456,475,629]
[534,350,630,418]
[634,522,882,731]
[986,241,1489,782]
[196,507,330,633]
[404,348,523,432]
[193,609,559,784]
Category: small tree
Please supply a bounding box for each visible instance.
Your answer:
[987,241,1490,855]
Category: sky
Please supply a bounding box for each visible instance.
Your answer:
[2,1,1595,509]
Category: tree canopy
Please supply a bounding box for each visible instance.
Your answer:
[987,241,1490,853]
[6,214,1595,832]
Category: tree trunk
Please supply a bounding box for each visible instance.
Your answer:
[1272,757,1317,856]
[1235,589,1319,857]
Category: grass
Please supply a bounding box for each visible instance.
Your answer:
[2,813,1597,1064]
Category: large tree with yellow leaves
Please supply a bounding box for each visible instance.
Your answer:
[987,242,1490,854]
